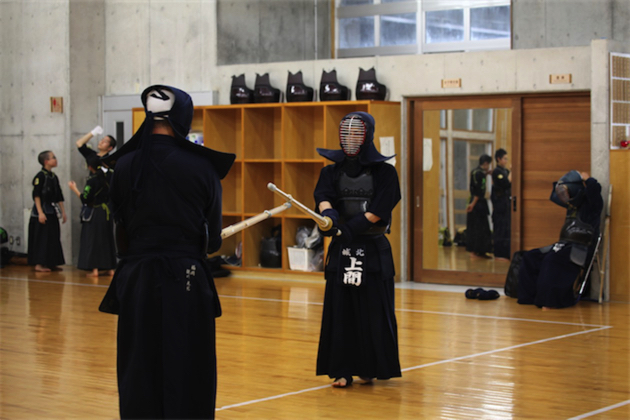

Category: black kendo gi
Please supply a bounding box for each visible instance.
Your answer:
[518,173,603,308]
[76,156,117,272]
[99,85,235,419]
[491,165,511,259]
[466,165,492,256]
[28,168,65,267]
[314,111,402,384]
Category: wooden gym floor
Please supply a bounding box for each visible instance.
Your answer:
[1,264,629,419]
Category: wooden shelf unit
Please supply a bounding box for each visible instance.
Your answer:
[133,100,402,276]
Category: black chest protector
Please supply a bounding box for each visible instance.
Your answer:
[335,168,387,235]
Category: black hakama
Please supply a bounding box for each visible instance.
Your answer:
[77,205,116,271]
[27,214,65,267]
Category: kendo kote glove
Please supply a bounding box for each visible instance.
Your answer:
[318,208,339,237]
[337,213,373,244]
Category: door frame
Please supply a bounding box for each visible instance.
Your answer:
[408,95,523,286]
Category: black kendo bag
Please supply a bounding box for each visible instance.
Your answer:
[260,225,282,268]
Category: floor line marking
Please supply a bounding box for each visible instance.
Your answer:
[217,326,611,412]
[567,399,630,419]
[216,385,330,411]
[1,277,610,328]
[400,326,611,372]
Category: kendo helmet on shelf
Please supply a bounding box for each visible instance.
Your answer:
[355,67,387,101]
[286,71,314,103]
[230,74,255,104]
[319,69,350,102]
[254,73,282,103]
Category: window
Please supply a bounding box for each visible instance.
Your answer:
[336,0,510,58]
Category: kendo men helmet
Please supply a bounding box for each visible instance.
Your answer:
[142,85,193,142]
[316,111,394,165]
[339,113,368,157]
[102,84,235,179]
[550,170,586,208]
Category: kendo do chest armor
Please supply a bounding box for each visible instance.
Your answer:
[335,169,388,235]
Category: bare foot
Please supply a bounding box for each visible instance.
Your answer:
[107,270,115,276]
[542,306,555,311]
[495,257,510,262]
[332,377,351,388]
[35,264,51,272]
[357,377,373,385]
[86,269,99,277]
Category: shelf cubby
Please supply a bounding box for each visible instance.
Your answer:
[283,162,324,217]
[243,106,282,160]
[242,216,282,269]
[222,162,242,214]
[243,162,282,213]
[283,105,325,159]
[204,107,242,156]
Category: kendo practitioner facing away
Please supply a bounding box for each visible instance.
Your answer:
[466,154,493,259]
[99,85,235,419]
[518,171,603,309]
[491,148,512,260]
[314,111,402,388]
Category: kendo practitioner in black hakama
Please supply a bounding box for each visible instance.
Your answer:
[466,154,493,259]
[68,154,117,277]
[314,111,402,388]
[99,85,235,419]
[518,171,603,309]
[28,151,67,272]
[491,149,512,260]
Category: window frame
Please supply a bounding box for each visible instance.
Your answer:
[335,0,511,58]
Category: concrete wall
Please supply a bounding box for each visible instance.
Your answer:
[68,0,106,264]
[105,0,216,95]
[216,0,331,65]
[512,0,615,49]
[0,0,72,261]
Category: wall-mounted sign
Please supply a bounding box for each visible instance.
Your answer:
[50,97,63,113]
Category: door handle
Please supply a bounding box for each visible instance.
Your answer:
[512,196,517,212]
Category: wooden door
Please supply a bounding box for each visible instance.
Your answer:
[520,94,591,250]
[409,93,591,286]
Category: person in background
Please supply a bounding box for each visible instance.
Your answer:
[27,151,67,272]
[466,154,493,259]
[491,148,512,261]
[314,111,402,388]
[99,85,235,419]
[68,154,116,277]
[518,171,603,309]
[75,125,117,163]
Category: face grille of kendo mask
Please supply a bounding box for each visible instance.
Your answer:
[339,116,367,157]
[555,184,570,204]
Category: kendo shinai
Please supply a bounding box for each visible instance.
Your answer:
[99,85,235,419]
[314,111,402,388]
[518,170,603,309]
